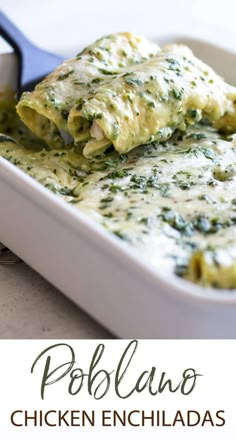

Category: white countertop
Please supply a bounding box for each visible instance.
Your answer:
[0,0,235,338]
[0,261,110,338]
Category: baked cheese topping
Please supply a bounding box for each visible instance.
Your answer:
[16,33,160,149]
[1,92,236,289]
[70,44,236,157]
[17,36,236,160]
[2,33,236,290]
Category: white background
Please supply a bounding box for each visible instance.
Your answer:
[0,340,236,438]
[0,0,236,56]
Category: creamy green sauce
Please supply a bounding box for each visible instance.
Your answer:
[1,90,236,288]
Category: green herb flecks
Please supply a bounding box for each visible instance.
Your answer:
[99,68,119,75]
[125,77,143,87]
[57,70,74,81]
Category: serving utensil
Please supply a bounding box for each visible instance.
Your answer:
[0,10,64,96]
[0,11,64,264]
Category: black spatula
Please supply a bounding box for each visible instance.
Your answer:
[0,10,64,261]
[0,10,64,97]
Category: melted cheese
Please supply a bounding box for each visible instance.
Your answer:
[1,99,236,289]
[16,33,160,149]
[71,44,236,157]
[3,33,236,290]
[17,36,236,160]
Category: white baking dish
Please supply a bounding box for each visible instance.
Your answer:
[1,37,236,338]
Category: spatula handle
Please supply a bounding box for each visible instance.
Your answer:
[0,10,31,54]
[0,10,33,94]
[0,10,63,95]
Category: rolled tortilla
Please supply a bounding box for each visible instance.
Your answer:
[68,44,236,157]
[186,245,236,289]
[16,33,160,149]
